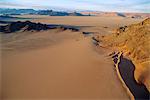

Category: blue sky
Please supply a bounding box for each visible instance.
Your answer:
[0,0,150,13]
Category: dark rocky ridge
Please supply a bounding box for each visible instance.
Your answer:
[0,21,50,33]
[0,21,96,35]
[0,21,82,33]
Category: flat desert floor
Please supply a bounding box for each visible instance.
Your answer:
[1,16,143,100]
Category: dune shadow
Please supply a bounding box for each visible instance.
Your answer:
[118,55,149,99]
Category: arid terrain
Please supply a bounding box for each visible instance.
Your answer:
[1,15,149,100]
[94,18,150,97]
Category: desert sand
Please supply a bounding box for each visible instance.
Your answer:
[1,16,144,100]
[15,15,143,33]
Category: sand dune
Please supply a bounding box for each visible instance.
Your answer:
[1,29,129,99]
[80,12,150,18]
[1,16,144,100]
[95,18,150,99]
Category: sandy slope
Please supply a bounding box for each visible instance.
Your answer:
[96,18,150,92]
[14,15,143,34]
[1,16,143,99]
[1,29,129,99]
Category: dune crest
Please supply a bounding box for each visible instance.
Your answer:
[95,18,150,93]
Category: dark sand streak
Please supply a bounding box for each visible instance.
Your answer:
[113,54,150,99]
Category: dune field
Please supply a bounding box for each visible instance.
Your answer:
[1,16,148,100]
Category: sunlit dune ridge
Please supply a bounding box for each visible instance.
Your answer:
[96,18,150,91]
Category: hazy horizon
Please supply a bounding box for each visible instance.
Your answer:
[0,0,150,13]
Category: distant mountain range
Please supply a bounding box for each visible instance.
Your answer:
[0,8,88,16]
[0,8,149,18]
[0,8,37,15]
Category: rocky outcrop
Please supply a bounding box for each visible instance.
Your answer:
[59,26,79,32]
[68,12,84,16]
[0,21,50,33]
[0,21,82,33]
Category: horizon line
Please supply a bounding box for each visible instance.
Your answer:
[0,7,150,14]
